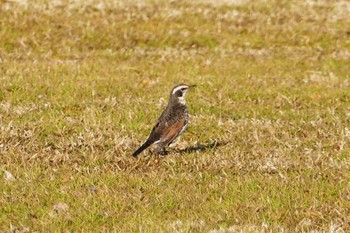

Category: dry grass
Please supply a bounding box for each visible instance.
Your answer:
[1,0,350,232]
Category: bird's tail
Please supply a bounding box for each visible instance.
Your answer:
[132,140,153,157]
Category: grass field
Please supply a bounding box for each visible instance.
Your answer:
[1,0,350,232]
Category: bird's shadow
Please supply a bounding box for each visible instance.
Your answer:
[172,140,228,154]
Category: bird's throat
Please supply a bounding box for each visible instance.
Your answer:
[178,96,186,105]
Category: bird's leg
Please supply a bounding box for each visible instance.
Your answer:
[153,143,167,156]
[153,144,162,154]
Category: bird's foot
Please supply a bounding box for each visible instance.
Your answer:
[153,147,168,156]
[160,148,168,156]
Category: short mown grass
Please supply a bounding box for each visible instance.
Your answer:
[1,0,350,232]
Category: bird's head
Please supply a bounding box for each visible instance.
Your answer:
[170,84,196,105]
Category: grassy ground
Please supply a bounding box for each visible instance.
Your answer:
[1,0,350,232]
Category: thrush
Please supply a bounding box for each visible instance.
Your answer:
[132,84,196,157]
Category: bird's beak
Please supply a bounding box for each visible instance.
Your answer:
[188,85,196,89]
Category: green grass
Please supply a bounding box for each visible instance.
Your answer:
[1,0,350,232]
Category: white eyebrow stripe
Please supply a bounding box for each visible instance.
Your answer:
[172,85,188,94]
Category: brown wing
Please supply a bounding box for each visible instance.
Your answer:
[159,117,186,146]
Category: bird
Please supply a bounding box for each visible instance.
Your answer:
[132,84,196,157]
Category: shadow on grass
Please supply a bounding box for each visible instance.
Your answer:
[134,141,229,157]
[175,140,228,154]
